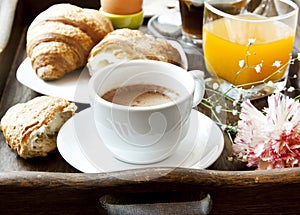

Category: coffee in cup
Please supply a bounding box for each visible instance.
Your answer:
[101,84,179,107]
[88,60,205,164]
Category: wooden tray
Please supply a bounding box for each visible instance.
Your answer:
[1,0,300,214]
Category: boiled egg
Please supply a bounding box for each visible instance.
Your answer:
[100,0,143,15]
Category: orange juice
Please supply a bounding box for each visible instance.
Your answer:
[203,15,295,88]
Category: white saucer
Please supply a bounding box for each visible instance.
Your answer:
[57,108,224,173]
[16,41,188,104]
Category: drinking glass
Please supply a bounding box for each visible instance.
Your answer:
[179,0,248,45]
[179,0,205,45]
[203,0,299,100]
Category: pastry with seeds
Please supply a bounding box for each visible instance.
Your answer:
[0,96,77,159]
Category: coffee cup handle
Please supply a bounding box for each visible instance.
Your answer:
[188,70,205,107]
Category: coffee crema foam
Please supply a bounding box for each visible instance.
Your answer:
[101,84,179,107]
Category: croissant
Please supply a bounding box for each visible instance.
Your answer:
[87,29,182,76]
[26,3,113,80]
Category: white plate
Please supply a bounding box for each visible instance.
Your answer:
[57,108,224,173]
[143,0,179,17]
[16,41,188,104]
[16,58,90,103]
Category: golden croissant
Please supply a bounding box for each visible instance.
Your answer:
[26,3,113,80]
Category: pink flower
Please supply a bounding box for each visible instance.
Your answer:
[233,93,300,170]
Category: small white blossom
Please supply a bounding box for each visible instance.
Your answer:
[247,38,256,46]
[297,53,300,61]
[272,60,281,68]
[254,64,262,73]
[221,124,227,131]
[215,105,222,114]
[238,88,244,96]
[233,100,239,107]
[287,86,295,92]
[266,81,275,87]
[293,74,297,79]
[238,60,245,68]
[232,110,238,116]
[212,82,219,90]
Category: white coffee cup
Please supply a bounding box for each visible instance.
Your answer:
[88,60,205,164]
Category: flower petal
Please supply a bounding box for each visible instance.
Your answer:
[233,93,300,170]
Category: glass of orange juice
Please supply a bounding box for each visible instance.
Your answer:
[203,0,298,100]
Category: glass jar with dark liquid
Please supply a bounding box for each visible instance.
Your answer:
[179,0,204,44]
[179,0,247,45]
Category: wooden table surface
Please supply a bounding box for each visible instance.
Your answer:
[0,0,300,214]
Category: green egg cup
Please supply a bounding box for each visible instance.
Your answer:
[100,8,144,29]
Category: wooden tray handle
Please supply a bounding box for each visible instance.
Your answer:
[97,191,212,215]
